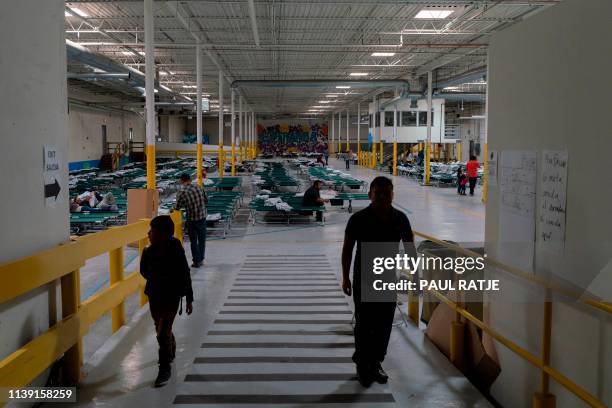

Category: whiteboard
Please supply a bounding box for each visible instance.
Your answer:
[498,150,537,272]
[538,150,568,255]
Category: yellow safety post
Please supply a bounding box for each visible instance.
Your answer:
[379,141,383,165]
[196,143,203,186]
[171,210,183,243]
[425,142,431,184]
[446,143,451,163]
[372,143,377,169]
[146,144,156,190]
[218,144,224,178]
[60,269,82,384]
[408,295,419,325]
[482,143,488,203]
[109,247,125,332]
[392,142,397,176]
[457,141,461,161]
[357,144,361,166]
[450,314,466,369]
[138,238,148,306]
[231,142,236,176]
[533,301,556,408]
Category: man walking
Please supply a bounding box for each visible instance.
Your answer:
[341,176,417,387]
[175,173,208,267]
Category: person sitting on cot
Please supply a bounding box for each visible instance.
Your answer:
[140,215,194,388]
[302,180,329,222]
[96,192,119,211]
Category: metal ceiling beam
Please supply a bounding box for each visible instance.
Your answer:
[246,0,260,47]
[66,0,561,5]
[68,42,488,49]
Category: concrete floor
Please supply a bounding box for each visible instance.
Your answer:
[64,159,488,408]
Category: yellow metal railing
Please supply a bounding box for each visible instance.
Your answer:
[0,211,182,394]
[409,230,610,408]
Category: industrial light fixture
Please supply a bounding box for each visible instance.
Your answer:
[121,51,145,56]
[349,73,369,76]
[159,71,169,76]
[182,85,197,89]
[415,9,454,19]
[318,100,333,103]
[65,7,88,17]
[371,52,396,57]
[336,86,351,89]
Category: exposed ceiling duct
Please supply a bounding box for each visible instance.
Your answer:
[66,39,189,102]
[232,79,410,91]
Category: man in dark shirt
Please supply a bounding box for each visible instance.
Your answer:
[140,215,194,387]
[341,176,417,387]
[175,173,208,267]
[302,180,327,221]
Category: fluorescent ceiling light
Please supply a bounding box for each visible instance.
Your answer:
[121,51,145,56]
[371,52,395,57]
[311,106,332,108]
[336,86,351,89]
[160,71,169,76]
[349,72,368,77]
[182,85,197,89]
[66,7,88,17]
[318,100,333,103]
[415,9,454,19]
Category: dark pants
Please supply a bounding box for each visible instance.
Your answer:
[468,177,478,195]
[187,218,206,263]
[149,297,179,368]
[345,160,350,170]
[352,291,396,367]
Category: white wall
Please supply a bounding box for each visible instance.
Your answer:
[68,104,145,162]
[368,98,446,144]
[486,0,612,406]
[0,0,68,384]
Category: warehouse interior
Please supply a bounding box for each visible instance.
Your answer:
[0,0,611,407]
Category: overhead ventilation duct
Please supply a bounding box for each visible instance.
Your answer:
[231,79,410,91]
[66,39,188,101]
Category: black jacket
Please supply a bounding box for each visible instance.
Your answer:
[140,237,194,303]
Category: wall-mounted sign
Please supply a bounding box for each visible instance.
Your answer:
[44,145,62,206]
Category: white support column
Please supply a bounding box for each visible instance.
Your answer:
[425,70,433,185]
[252,111,256,157]
[218,70,224,177]
[239,95,243,161]
[331,113,335,154]
[337,111,342,152]
[231,88,236,176]
[346,109,349,151]
[144,0,156,189]
[357,102,361,165]
[393,102,398,176]
[196,42,203,184]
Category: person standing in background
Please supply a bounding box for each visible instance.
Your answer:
[175,173,208,267]
[466,155,480,196]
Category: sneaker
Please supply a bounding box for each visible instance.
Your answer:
[154,366,171,388]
